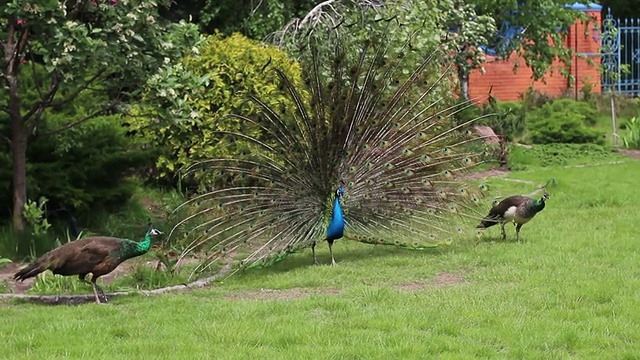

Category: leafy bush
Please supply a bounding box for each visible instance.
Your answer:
[131,32,303,183]
[528,113,605,145]
[508,143,621,170]
[622,117,640,149]
[531,98,599,126]
[526,98,605,145]
[0,118,155,221]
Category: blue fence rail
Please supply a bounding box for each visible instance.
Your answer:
[601,8,640,96]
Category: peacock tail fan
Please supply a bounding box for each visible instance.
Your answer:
[169,11,497,275]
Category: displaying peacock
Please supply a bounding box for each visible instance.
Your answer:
[477,192,549,242]
[14,226,163,303]
[171,13,494,273]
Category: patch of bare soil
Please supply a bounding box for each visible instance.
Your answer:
[224,287,343,301]
[619,149,640,159]
[0,262,33,293]
[393,271,466,291]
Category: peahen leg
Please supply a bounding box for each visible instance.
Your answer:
[91,275,108,304]
[500,223,507,240]
[515,224,523,242]
[79,274,101,303]
[328,240,336,266]
[311,240,319,265]
[78,274,92,287]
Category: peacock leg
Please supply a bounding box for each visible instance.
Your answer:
[328,240,336,266]
[500,223,506,240]
[311,240,319,265]
[515,224,523,242]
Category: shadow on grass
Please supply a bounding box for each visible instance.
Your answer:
[236,241,450,277]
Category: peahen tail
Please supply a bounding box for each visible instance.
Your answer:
[477,217,500,229]
[170,7,494,274]
[13,260,47,282]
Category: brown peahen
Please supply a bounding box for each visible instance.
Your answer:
[477,193,549,242]
[171,10,494,274]
[14,227,162,303]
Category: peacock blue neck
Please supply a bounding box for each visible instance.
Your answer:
[326,189,345,241]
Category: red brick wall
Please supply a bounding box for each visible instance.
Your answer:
[468,9,602,104]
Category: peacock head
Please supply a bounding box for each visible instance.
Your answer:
[541,192,550,201]
[335,187,345,198]
[148,228,163,236]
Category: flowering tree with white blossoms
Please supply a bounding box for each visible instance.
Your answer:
[0,0,199,236]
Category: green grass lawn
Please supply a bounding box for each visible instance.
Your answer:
[1,160,640,359]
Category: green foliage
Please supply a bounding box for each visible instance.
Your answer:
[22,197,51,237]
[622,117,640,149]
[482,100,528,141]
[533,98,599,126]
[1,0,201,98]
[507,143,622,170]
[28,272,86,296]
[159,0,317,39]
[110,264,188,291]
[0,90,157,220]
[527,99,605,145]
[132,32,303,181]
[528,115,605,145]
[475,1,590,81]
[439,0,496,99]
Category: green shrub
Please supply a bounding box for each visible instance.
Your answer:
[526,98,605,145]
[531,98,599,126]
[131,32,303,183]
[508,143,621,170]
[528,112,605,145]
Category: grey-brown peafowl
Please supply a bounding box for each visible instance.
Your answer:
[14,227,162,303]
[170,9,494,273]
[477,193,549,242]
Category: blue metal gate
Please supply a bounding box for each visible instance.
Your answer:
[601,8,640,96]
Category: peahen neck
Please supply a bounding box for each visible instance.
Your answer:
[120,230,153,259]
[326,194,345,241]
[136,231,153,253]
[533,197,546,212]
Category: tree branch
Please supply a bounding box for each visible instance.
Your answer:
[16,25,30,56]
[0,134,10,146]
[22,73,59,124]
[37,100,120,137]
[49,68,107,108]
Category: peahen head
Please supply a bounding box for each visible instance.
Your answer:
[534,192,550,208]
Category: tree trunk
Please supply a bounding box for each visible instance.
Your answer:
[4,27,27,234]
[11,114,27,234]
[458,68,470,101]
